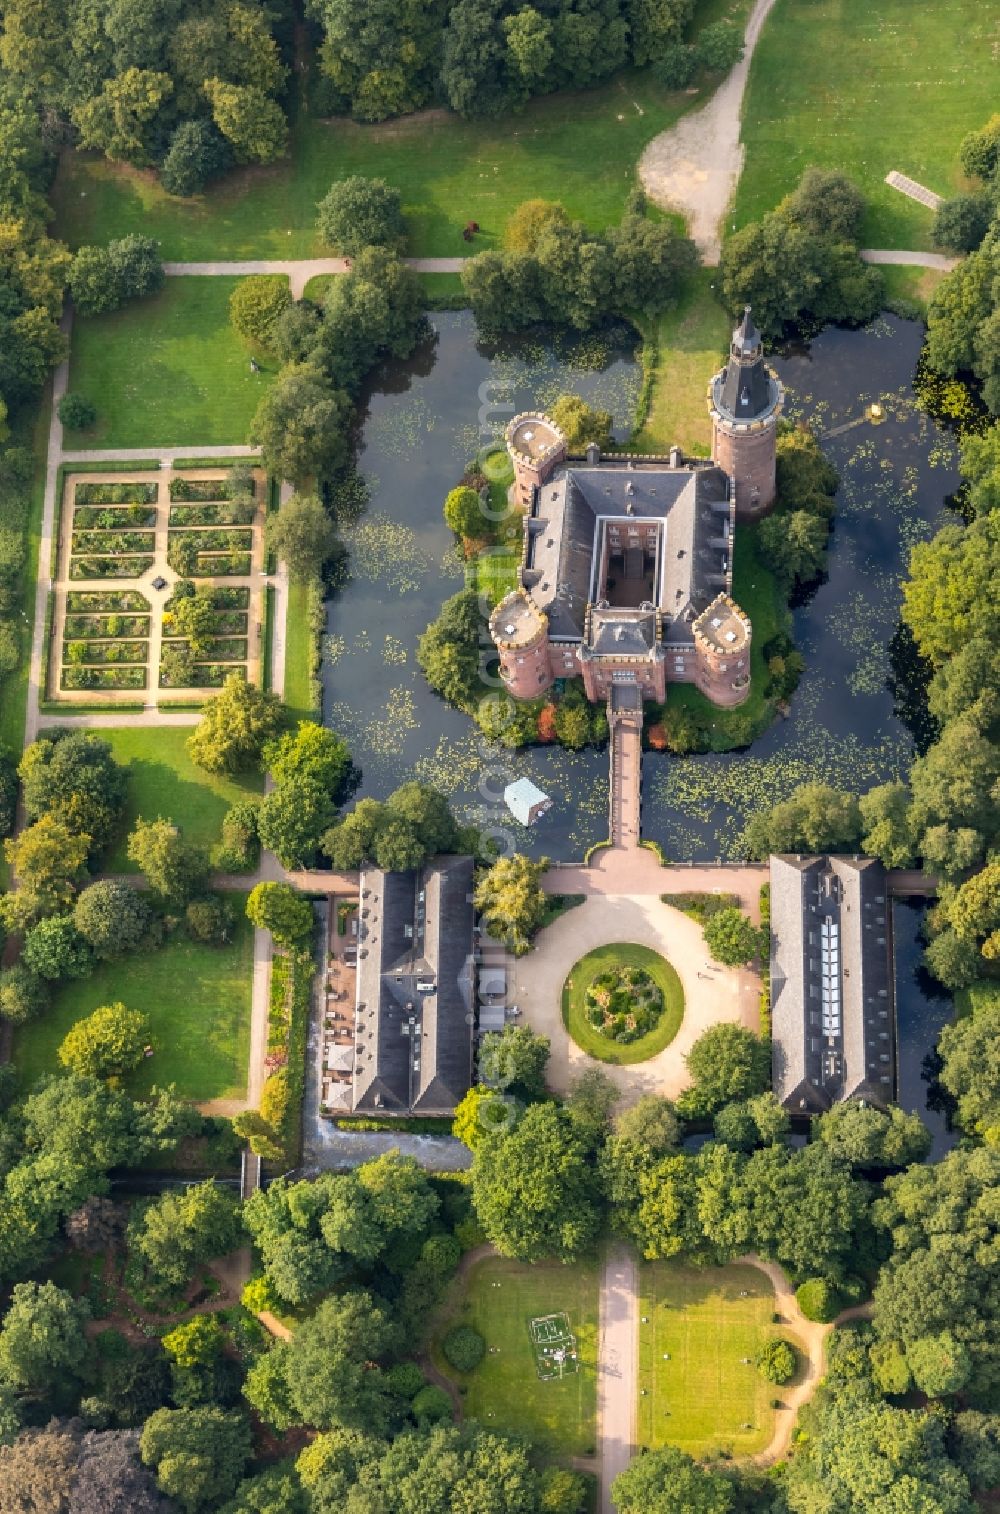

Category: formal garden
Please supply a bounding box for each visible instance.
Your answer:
[562,944,684,1064]
[636,1260,788,1458]
[51,464,267,703]
[433,1255,599,1463]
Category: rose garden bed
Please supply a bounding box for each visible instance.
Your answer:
[62,664,147,690]
[64,639,148,665]
[73,505,157,528]
[64,614,151,639]
[67,590,150,613]
[71,530,156,555]
[74,482,158,505]
[562,943,684,1065]
[168,502,256,526]
[70,555,155,579]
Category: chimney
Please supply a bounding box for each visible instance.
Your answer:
[669,445,682,467]
[585,441,601,464]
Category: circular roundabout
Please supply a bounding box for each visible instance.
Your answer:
[561,943,685,1065]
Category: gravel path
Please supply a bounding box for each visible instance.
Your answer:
[638,0,780,263]
[511,892,761,1105]
[164,257,466,299]
[860,249,958,271]
[598,1244,638,1514]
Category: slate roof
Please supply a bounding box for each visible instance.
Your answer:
[770,854,895,1114]
[521,462,732,643]
[353,857,475,1116]
[713,305,777,422]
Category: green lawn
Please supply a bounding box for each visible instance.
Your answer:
[879,264,949,320]
[435,1255,599,1461]
[16,902,254,1103]
[282,579,319,726]
[562,943,684,1065]
[68,277,279,447]
[637,1260,781,1457]
[633,272,731,457]
[734,0,999,248]
[99,726,264,873]
[52,68,706,260]
[665,523,787,748]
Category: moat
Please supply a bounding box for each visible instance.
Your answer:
[319,309,960,1144]
[322,309,959,864]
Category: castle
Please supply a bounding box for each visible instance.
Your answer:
[489,307,783,709]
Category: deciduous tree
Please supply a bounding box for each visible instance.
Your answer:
[57,1002,150,1081]
[187,673,282,775]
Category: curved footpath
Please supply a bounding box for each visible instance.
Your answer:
[638,0,781,262]
[421,1240,842,1513]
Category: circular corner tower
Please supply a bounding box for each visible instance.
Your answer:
[505,413,567,511]
[708,306,784,520]
[489,589,553,700]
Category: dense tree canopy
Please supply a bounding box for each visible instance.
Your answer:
[316,175,405,253]
[256,720,353,868]
[720,169,882,338]
[471,1102,602,1261]
[19,731,126,854]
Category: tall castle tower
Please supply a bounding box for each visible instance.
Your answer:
[708,306,783,520]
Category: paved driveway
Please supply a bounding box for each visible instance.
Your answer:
[511,894,760,1103]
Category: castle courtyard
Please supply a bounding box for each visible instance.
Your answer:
[511,888,763,1105]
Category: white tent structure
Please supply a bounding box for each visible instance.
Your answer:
[504,777,552,826]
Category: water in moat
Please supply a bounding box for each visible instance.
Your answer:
[321,310,959,864]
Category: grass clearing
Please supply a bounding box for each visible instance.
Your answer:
[68,277,278,447]
[879,264,949,320]
[435,1254,599,1461]
[52,69,705,260]
[637,1260,780,1457]
[665,524,786,747]
[99,726,264,873]
[632,272,730,456]
[16,902,254,1103]
[282,579,319,725]
[734,0,1000,249]
[562,943,684,1065]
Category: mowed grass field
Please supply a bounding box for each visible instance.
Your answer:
[99,726,264,874]
[51,71,700,260]
[637,1260,780,1457]
[633,271,731,457]
[734,0,1000,249]
[67,277,278,447]
[435,1255,599,1460]
[16,901,254,1103]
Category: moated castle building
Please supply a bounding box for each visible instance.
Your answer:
[489,307,783,709]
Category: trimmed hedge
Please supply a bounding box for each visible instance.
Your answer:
[443,1325,486,1374]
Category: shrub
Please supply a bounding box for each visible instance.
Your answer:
[0,622,18,677]
[316,176,406,254]
[932,193,994,254]
[69,235,164,316]
[412,1384,453,1425]
[385,1361,425,1398]
[652,43,697,89]
[229,276,292,349]
[442,1325,486,1373]
[696,19,744,72]
[185,894,234,945]
[0,964,48,1024]
[58,394,97,430]
[161,119,231,197]
[756,1339,797,1384]
[796,1278,839,1323]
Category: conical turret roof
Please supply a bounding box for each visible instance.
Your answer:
[731,305,762,360]
[713,304,774,420]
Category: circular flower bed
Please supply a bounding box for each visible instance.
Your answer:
[562,944,684,1065]
[586,965,663,1044]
